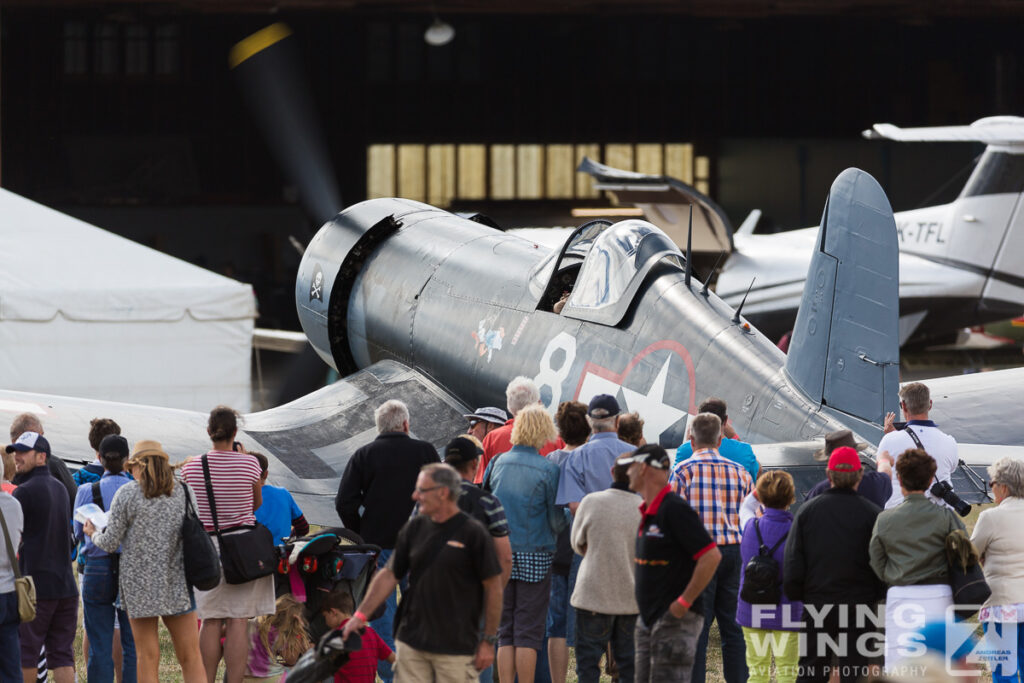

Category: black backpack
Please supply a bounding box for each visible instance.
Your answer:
[740,518,787,605]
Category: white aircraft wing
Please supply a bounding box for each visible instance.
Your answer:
[0,359,469,526]
[864,116,1024,146]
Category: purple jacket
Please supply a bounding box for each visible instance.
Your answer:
[736,507,803,630]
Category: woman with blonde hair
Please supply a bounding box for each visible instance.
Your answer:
[245,594,311,682]
[482,404,567,683]
[972,457,1024,682]
[85,440,206,683]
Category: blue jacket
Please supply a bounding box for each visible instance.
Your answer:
[484,445,566,553]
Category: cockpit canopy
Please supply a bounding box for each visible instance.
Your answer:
[532,219,685,326]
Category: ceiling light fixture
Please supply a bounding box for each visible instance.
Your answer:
[424,16,455,47]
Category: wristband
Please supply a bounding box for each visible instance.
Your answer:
[354,610,369,624]
[676,596,691,609]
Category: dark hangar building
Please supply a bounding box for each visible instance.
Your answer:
[0,0,1018,328]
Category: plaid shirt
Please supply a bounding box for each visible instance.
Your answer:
[669,447,753,545]
[511,551,553,583]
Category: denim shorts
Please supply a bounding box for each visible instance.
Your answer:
[547,574,577,646]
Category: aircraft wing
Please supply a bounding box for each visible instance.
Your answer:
[921,367,1024,448]
[0,359,470,526]
[864,116,1024,146]
[577,157,734,253]
[753,440,997,510]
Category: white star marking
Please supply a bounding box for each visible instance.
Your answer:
[620,356,688,445]
[577,355,688,445]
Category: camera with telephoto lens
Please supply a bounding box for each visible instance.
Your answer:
[930,480,971,517]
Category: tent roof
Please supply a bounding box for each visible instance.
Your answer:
[0,189,255,322]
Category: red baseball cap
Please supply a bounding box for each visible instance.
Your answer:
[827,446,862,472]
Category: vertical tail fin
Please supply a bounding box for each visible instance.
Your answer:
[785,168,901,425]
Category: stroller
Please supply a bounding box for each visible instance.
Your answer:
[275,527,381,683]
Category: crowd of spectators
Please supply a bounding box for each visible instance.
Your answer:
[0,379,1020,683]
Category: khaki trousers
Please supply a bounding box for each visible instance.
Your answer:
[394,640,479,683]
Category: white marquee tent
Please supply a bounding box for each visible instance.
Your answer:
[0,189,255,411]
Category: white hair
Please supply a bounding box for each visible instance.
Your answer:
[506,376,541,417]
[587,415,617,433]
[375,400,409,434]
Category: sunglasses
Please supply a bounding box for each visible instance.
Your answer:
[989,480,1001,489]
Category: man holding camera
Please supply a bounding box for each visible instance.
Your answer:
[877,382,959,510]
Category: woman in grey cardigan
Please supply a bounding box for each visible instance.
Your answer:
[86,440,206,683]
[972,457,1024,683]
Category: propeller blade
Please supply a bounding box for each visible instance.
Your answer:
[230,24,341,226]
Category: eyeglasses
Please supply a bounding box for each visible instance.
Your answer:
[415,485,444,495]
[990,480,1001,489]
[468,420,480,428]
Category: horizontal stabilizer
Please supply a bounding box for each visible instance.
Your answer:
[864,116,1024,146]
[785,169,901,425]
[577,156,733,253]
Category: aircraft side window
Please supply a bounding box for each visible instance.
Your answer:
[960,150,1024,198]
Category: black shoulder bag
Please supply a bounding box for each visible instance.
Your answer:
[201,455,276,585]
[393,513,468,632]
[740,518,788,605]
[180,483,221,591]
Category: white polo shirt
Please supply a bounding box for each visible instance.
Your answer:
[878,420,958,509]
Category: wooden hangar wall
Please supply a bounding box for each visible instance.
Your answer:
[0,8,1018,308]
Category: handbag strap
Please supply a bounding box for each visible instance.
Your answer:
[200,456,223,538]
[182,482,198,519]
[0,506,22,579]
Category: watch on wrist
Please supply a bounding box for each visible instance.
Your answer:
[483,634,498,646]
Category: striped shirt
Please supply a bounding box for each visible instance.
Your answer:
[180,450,261,531]
[669,447,753,546]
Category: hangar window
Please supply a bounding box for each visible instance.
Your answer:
[366,142,707,208]
[154,25,181,77]
[125,25,150,76]
[63,22,88,76]
[94,23,119,77]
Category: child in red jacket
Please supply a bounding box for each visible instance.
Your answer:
[322,588,394,683]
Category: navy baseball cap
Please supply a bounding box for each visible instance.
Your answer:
[99,434,130,460]
[587,394,621,418]
[6,431,51,456]
[444,436,484,465]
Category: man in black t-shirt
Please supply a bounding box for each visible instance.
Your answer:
[344,463,503,681]
[619,445,721,683]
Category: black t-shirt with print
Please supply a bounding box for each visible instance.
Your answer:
[634,487,716,627]
[387,511,501,655]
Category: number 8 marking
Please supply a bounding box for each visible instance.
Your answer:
[535,332,577,409]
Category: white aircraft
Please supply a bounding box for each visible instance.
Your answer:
[577,116,1024,347]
